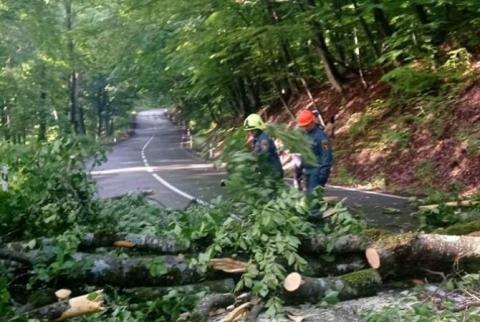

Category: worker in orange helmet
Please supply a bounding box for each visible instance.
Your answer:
[297,109,333,194]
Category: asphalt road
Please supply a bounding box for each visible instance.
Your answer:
[92,109,417,231]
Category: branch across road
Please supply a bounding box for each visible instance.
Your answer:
[92,109,416,231]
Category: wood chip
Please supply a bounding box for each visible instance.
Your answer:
[209,258,248,273]
[113,240,136,248]
[219,302,253,322]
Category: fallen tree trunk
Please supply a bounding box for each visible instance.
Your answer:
[301,234,368,254]
[303,254,367,277]
[190,293,235,322]
[67,253,209,287]
[283,269,382,304]
[123,279,235,302]
[301,229,392,254]
[79,232,193,254]
[0,249,236,287]
[0,249,32,266]
[27,290,104,321]
[366,233,480,277]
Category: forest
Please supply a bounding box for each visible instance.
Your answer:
[1,0,480,321]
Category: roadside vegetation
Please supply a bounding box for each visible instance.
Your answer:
[2,0,480,321]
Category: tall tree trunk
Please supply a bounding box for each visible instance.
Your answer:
[38,92,47,141]
[264,0,300,96]
[330,0,347,65]
[372,0,393,39]
[0,103,10,141]
[414,4,429,24]
[303,0,344,93]
[65,0,84,135]
[245,75,262,109]
[37,62,48,141]
[352,0,381,58]
[96,87,104,137]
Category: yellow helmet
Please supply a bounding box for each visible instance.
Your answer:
[243,113,265,130]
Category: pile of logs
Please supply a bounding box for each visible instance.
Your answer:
[3,226,480,321]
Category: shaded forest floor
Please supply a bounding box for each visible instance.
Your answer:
[267,60,480,198]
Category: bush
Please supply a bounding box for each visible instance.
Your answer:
[381,65,441,97]
[0,137,104,240]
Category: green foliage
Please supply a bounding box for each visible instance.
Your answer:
[418,196,480,231]
[96,194,169,235]
[265,124,317,166]
[349,113,376,137]
[380,127,411,149]
[0,137,103,240]
[381,65,441,97]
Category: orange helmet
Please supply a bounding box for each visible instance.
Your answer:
[297,110,315,127]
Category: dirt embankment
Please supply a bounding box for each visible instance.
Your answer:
[267,70,480,197]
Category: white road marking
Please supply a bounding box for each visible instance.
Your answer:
[141,135,206,205]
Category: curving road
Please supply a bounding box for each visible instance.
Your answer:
[91,109,416,231]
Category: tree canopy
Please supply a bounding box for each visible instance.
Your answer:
[1,0,480,141]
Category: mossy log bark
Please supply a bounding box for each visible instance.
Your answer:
[301,234,368,254]
[190,293,235,322]
[67,253,210,287]
[283,269,381,304]
[301,229,392,254]
[0,250,233,287]
[79,232,193,254]
[366,233,480,277]
[303,254,367,277]
[27,290,104,321]
[122,279,235,302]
[81,229,388,256]
[434,220,480,236]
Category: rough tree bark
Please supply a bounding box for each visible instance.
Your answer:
[190,293,236,322]
[123,279,235,302]
[303,0,344,94]
[79,232,192,254]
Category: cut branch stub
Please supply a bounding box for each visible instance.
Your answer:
[284,272,304,292]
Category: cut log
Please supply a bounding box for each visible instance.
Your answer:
[283,269,382,304]
[190,293,236,322]
[366,233,480,277]
[55,289,72,301]
[122,279,235,302]
[27,290,104,321]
